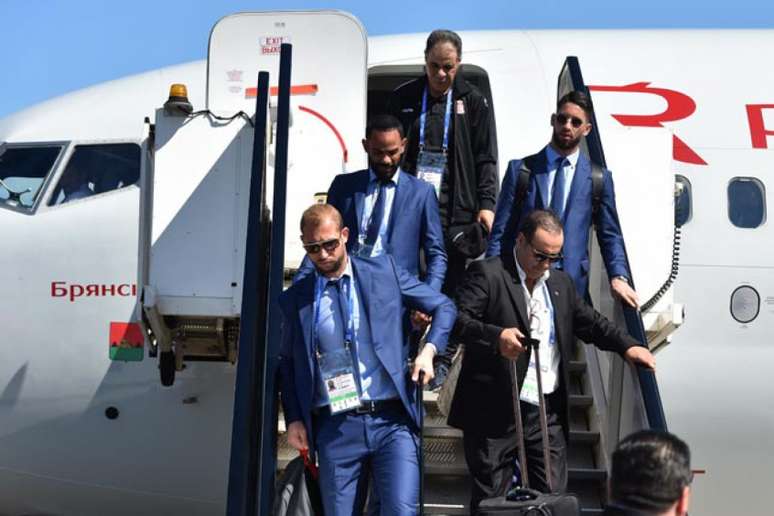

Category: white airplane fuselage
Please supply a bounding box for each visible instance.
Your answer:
[1,23,773,516]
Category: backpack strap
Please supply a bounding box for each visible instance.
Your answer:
[590,161,604,225]
[515,154,536,205]
[510,153,539,225]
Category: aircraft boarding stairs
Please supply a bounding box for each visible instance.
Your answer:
[273,299,665,515]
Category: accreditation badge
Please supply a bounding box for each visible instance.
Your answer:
[416,150,447,198]
[318,346,361,414]
[519,360,546,406]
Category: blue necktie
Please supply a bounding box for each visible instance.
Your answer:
[365,180,388,248]
[327,278,348,339]
[550,158,569,220]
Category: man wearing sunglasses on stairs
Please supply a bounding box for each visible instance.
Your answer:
[486,91,638,308]
[448,210,655,513]
[279,203,456,515]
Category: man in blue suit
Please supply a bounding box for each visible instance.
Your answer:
[487,91,638,307]
[301,114,447,291]
[279,203,456,515]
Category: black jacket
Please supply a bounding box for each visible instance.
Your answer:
[447,254,640,438]
[389,73,498,226]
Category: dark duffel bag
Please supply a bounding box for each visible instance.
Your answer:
[478,487,579,515]
[272,449,323,516]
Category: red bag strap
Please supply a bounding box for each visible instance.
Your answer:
[300,449,319,480]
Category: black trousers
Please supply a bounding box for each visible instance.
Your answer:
[462,392,568,514]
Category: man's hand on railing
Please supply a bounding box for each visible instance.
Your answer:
[624,346,656,370]
[611,277,639,308]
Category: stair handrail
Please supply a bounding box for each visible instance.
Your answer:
[558,56,667,432]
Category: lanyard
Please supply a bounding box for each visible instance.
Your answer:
[312,273,355,357]
[419,86,453,152]
[523,280,556,349]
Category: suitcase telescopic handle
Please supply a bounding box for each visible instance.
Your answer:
[417,370,425,516]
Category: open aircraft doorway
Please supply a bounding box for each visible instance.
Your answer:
[367,63,495,120]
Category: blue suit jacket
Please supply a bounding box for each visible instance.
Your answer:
[278,254,456,454]
[486,147,629,296]
[310,169,447,291]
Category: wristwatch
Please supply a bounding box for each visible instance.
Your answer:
[613,275,629,284]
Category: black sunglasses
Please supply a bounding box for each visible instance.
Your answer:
[529,241,563,263]
[555,113,585,128]
[303,237,341,255]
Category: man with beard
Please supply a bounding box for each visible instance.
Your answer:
[298,114,447,295]
[486,91,637,306]
[279,204,456,515]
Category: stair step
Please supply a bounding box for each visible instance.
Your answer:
[567,360,587,374]
[569,430,600,445]
[422,409,454,429]
[568,467,607,481]
[423,426,463,438]
[423,436,468,475]
[423,475,470,514]
[568,394,594,408]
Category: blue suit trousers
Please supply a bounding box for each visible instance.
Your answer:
[314,404,420,515]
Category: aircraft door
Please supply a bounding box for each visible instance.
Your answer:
[141,12,368,381]
[208,11,369,269]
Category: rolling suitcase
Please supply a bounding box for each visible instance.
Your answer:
[477,339,580,516]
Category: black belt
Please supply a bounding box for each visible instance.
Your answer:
[318,398,403,416]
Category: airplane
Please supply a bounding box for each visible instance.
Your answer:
[1,10,772,516]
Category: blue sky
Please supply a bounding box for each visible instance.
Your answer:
[0,0,770,118]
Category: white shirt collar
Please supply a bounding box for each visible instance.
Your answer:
[546,145,580,169]
[513,245,551,290]
[369,167,401,185]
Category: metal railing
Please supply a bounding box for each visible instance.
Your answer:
[558,56,667,433]
[226,43,294,516]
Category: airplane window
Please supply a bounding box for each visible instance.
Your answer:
[0,145,63,210]
[50,143,140,206]
[675,175,692,226]
[730,285,760,324]
[728,177,766,229]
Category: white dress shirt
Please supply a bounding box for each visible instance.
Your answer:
[514,248,560,395]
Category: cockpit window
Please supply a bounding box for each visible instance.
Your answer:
[50,143,141,205]
[0,145,63,209]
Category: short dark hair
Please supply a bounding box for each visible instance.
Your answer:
[557,90,594,119]
[424,29,462,58]
[610,430,692,512]
[365,114,404,139]
[300,203,343,234]
[519,209,563,242]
